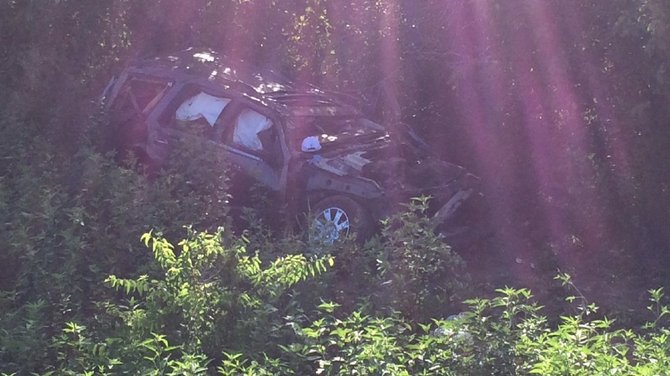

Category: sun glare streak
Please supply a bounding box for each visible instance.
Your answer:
[561,4,634,186]
[441,2,535,281]
[426,0,637,283]
[377,2,410,200]
[521,1,637,268]
[515,2,584,252]
[490,1,620,276]
[521,2,609,258]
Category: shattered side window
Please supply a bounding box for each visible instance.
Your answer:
[231,109,273,152]
[111,77,168,118]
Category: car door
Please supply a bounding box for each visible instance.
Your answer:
[217,102,287,216]
[150,82,288,216]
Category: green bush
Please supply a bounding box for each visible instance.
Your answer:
[44,229,332,375]
[2,116,670,375]
[327,197,469,321]
[277,287,543,375]
[0,122,235,373]
[3,171,670,375]
[217,286,670,376]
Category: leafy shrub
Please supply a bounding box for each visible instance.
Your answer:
[49,322,209,376]
[3,114,670,375]
[368,197,470,320]
[278,305,415,375]
[245,196,471,319]
[515,284,670,376]
[43,229,333,374]
[218,285,670,376]
[0,123,235,373]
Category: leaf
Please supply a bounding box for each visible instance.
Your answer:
[141,231,153,247]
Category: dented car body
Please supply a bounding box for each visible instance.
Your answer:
[102,49,480,242]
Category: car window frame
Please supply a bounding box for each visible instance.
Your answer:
[108,73,172,123]
[146,79,290,192]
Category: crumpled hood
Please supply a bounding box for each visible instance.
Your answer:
[305,136,466,193]
[361,153,467,193]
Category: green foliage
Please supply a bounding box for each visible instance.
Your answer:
[40,229,332,374]
[0,296,51,372]
[218,352,290,376]
[372,196,469,320]
[515,287,670,375]
[2,149,670,376]
[215,285,670,375]
[149,136,232,237]
[49,323,207,376]
[0,125,234,373]
[266,196,471,318]
[282,309,414,375]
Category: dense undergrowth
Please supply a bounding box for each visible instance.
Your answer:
[1,115,669,375]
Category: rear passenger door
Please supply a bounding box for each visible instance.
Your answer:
[216,101,287,214]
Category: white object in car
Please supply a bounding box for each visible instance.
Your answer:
[233,109,272,151]
[176,92,231,126]
[301,136,322,152]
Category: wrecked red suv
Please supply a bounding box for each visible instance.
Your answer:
[101,49,480,243]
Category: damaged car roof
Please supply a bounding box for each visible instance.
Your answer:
[126,48,361,117]
[133,48,293,93]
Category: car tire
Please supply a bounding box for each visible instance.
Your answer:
[311,195,373,245]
